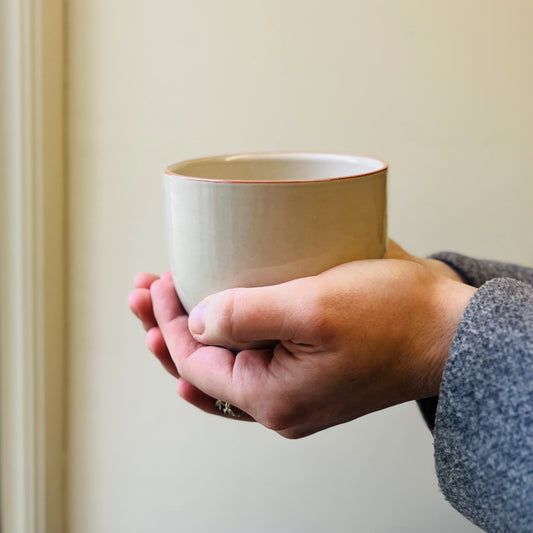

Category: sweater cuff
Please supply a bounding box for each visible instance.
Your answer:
[418,252,533,432]
[432,278,533,532]
[430,252,533,288]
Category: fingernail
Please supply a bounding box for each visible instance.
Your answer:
[188,301,207,335]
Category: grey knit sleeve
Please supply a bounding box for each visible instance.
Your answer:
[430,252,533,288]
[433,278,533,532]
[417,255,533,429]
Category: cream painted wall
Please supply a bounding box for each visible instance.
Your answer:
[67,1,532,532]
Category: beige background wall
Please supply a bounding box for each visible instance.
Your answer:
[67,1,532,532]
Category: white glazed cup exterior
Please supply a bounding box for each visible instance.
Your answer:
[164,153,387,313]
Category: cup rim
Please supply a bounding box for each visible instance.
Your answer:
[164,151,388,183]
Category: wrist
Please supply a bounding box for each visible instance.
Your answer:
[424,278,477,396]
[422,257,465,283]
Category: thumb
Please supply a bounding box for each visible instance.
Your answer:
[188,278,309,350]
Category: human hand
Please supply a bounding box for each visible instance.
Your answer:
[128,242,475,438]
[128,270,244,415]
[385,240,465,282]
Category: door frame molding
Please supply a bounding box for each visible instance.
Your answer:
[0,0,66,531]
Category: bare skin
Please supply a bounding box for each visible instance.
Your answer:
[128,240,475,438]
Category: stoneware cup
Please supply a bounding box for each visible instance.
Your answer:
[164,152,387,313]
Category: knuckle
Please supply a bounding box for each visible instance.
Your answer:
[258,400,296,433]
[298,279,336,341]
[278,427,308,440]
[145,327,159,352]
[215,289,240,341]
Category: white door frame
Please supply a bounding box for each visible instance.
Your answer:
[0,0,66,531]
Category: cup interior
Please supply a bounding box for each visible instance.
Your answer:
[166,153,386,182]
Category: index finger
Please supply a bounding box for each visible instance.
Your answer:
[134,272,160,289]
[150,279,240,402]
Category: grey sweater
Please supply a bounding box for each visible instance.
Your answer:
[419,253,533,533]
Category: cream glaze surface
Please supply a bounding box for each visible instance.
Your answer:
[165,153,387,313]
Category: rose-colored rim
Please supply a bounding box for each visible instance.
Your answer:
[164,151,388,184]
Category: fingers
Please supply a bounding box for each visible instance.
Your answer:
[384,240,464,282]
[175,379,254,422]
[128,288,158,331]
[130,271,180,377]
[129,272,170,331]
[132,271,256,421]
[150,280,274,417]
[149,277,186,325]
[187,278,311,349]
[134,272,160,289]
[146,326,180,378]
[133,270,172,288]
[150,278,253,407]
